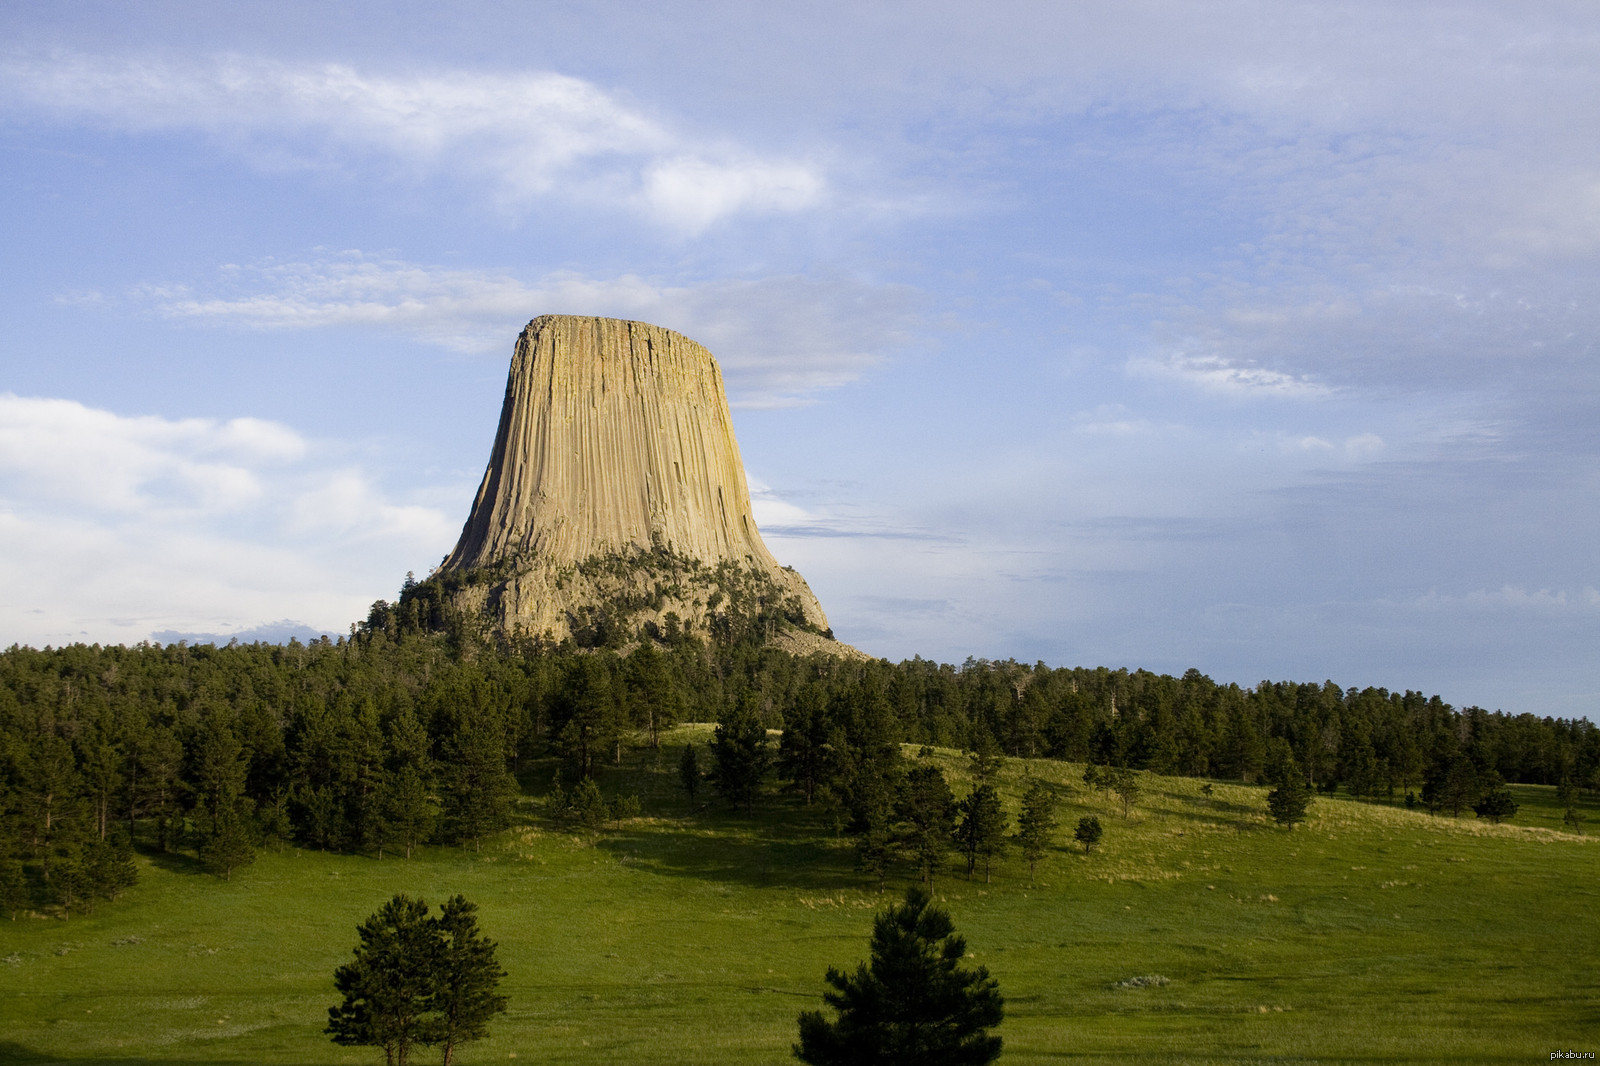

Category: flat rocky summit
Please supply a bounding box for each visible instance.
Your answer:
[433,314,857,655]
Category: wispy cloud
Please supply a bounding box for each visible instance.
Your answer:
[0,52,824,231]
[134,253,918,405]
[1129,351,1332,398]
[748,474,951,543]
[0,394,459,645]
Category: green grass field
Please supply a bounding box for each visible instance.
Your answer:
[3,728,1596,1065]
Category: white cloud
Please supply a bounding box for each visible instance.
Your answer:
[135,253,918,405]
[0,394,306,513]
[1343,433,1385,459]
[0,395,460,646]
[745,474,818,531]
[1129,351,1332,398]
[0,52,825,231]
[1071,404,1166,437]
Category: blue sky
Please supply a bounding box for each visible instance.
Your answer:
[2,1,1597,717]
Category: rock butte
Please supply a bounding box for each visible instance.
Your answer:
[436,315,855,655]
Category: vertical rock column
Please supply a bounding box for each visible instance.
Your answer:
[439,315,830,635]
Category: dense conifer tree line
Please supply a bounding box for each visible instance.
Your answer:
[2,586,1596,916]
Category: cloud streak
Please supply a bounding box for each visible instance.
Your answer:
[135,253,918,405]
[0,51,824,231]
[1129,351,1332,398]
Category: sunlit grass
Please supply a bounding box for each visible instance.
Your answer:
[2,732,1595,1064]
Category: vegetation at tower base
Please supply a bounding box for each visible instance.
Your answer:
[385,542,844,657]
[793,885,1004,1066]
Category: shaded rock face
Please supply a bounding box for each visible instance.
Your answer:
[437,315,837,648]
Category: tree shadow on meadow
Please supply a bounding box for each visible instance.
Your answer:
[138,846,207,877]
[591,806,869,892]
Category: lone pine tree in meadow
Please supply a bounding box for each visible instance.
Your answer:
[328,895,442,1066]
[1109,766,1142,818]
[1264,738,1313,829]
[198,800,255,881]
[432,895,509,1066]
[1074,815,1103,854]
[953,783,1008,882]
[1423,755,1481,817]
[1015,781,1059,880]
[794,886,1004,1066]
[1473,787,1519,823]
[1266,760,1313,828]
[328,893,507,1066]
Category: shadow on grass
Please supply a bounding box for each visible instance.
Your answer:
[1168,790,1262,818]
[139,847,206,876]
[0,1043,234,1066]
[591,805,867,892]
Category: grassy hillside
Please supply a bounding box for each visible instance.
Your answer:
[2,729,1595,1065]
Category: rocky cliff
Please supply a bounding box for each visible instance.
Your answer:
[428,315,850,654]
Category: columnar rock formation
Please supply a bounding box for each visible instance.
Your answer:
[432,315,845,651]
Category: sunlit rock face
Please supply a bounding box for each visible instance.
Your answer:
[435,315,845,652]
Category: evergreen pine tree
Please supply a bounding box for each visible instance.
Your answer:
[952,784,1008,882]
[51,855,90,919]
[0,856,26,920]
[383,709,437,859]
[849,766,896,891]
[439,719,518,851]
[327,895,443,1066]
[1267,769,1313,829]
[194,714,256,879]
[1109,767,1142,818]
[779,684,834,805]
[794,886,1003,1066]
[570,777,609,836]
[199,799,256,880]
[433,895,509,1066]
[1015,782,1059,880]
[83,831,138,900]
[898,764,955,887]
[1073,815,1103,854]
[552,656,617,781]
[678,742,701,802]
[1473,788,1519,823]
[1424,755,1481,817]
[710,696,770,814]
[967,734,1006,785]
[625,641,680,750]
[17,733,85,886]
